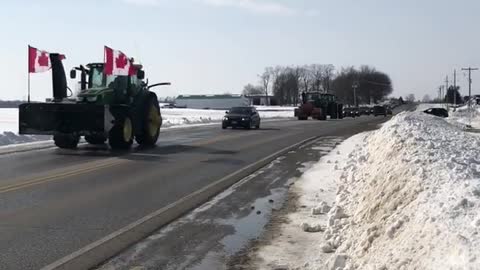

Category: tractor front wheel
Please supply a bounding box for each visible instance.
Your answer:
[54,133,80,149]
[135,94,161,146]
[109,117,134,150]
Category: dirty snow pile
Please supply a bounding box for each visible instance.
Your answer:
[448,104,480,129]
[0,108,48,146]
[323,111,480,270]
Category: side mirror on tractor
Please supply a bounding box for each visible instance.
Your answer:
[137,70,145,80]
[70,69,76,79]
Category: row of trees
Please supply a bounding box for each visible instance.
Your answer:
[421,86,463,104]
[243,64,393,105]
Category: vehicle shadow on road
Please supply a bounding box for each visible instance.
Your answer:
[54,144,238,161]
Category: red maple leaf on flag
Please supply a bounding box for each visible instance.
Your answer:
[38,51,49,67]
[115,53,128,69]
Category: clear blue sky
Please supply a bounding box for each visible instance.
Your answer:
[1,0,480,101]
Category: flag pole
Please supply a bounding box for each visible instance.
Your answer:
[27,45,31,103]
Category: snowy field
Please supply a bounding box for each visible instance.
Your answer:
[417,102,480,129]
[0,106,295,146]
[251,111,480,269]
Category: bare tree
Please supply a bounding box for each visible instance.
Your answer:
[298,65,311,94]
[406,94,415,102]
[258,67,274,106]
[242,83,264,96]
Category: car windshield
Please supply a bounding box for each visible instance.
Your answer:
[229,107,252,114]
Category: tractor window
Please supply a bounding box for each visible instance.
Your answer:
[91,68,104,88]
[89,67,117,88]
[130,75,139,87]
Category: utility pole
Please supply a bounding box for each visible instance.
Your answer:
[461,67,478,125]
[445,76,449,109]
[352,81,359,107]
[453,69,457,111]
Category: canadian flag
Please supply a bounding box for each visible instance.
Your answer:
[104,46,135,76]
[28,46,65,73]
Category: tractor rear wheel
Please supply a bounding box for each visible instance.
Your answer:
[85,135,106,145]
[109,116,134,150]
[54,133,80,149]
[135,94,161,146]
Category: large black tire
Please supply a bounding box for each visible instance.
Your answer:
[256,122,260,129]
[54,133,79,149]
[109,116,134,150]
[85,135,106,145]
[135,94,161,146]
[298,115,308,120]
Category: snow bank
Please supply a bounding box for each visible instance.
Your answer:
[326,112,480,269]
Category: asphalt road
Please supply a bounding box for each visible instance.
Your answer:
[0,115,391,269]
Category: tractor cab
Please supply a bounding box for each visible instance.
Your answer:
[71,63,145,104]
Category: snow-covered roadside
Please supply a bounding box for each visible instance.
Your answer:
[251,111,480,270]
[249,134,366,269]
[416,102,480,129]
[160,106,294,128]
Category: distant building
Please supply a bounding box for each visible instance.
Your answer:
[245,95,278,106]
[175,94,249,110]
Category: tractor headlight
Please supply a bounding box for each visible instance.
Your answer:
[223,117,228,121]
[242,117,248,121]
[87,96,97,102]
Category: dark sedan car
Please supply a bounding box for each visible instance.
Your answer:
[343,107,360,118]
[423,108,448,118]
[359,106,371,115]
[222,107,261,129]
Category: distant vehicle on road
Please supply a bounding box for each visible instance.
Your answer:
[386,106,393,115]
[373,105,387,117]
[295,92,343,120]
[343,107,360,118]
[423,108,448,118]
[359,107,371,115]
[222,106,261,129]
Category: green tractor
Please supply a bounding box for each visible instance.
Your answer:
[19,53,170,150]
[295,92,343,120]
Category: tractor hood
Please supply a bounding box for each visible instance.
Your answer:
[76,87,112,103]
[77,87,110,97]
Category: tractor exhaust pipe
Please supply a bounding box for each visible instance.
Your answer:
[50,53,67,101]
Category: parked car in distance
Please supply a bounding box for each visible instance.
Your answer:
[222,106,261,129]
[386,106,393,115]
[359,106,371,115]
[343,107,359,118]
[423,108,448,118]
[373,105,387,117]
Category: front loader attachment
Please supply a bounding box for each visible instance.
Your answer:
[19,103,128,135]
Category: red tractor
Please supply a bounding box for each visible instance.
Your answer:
[294,92,343,120]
